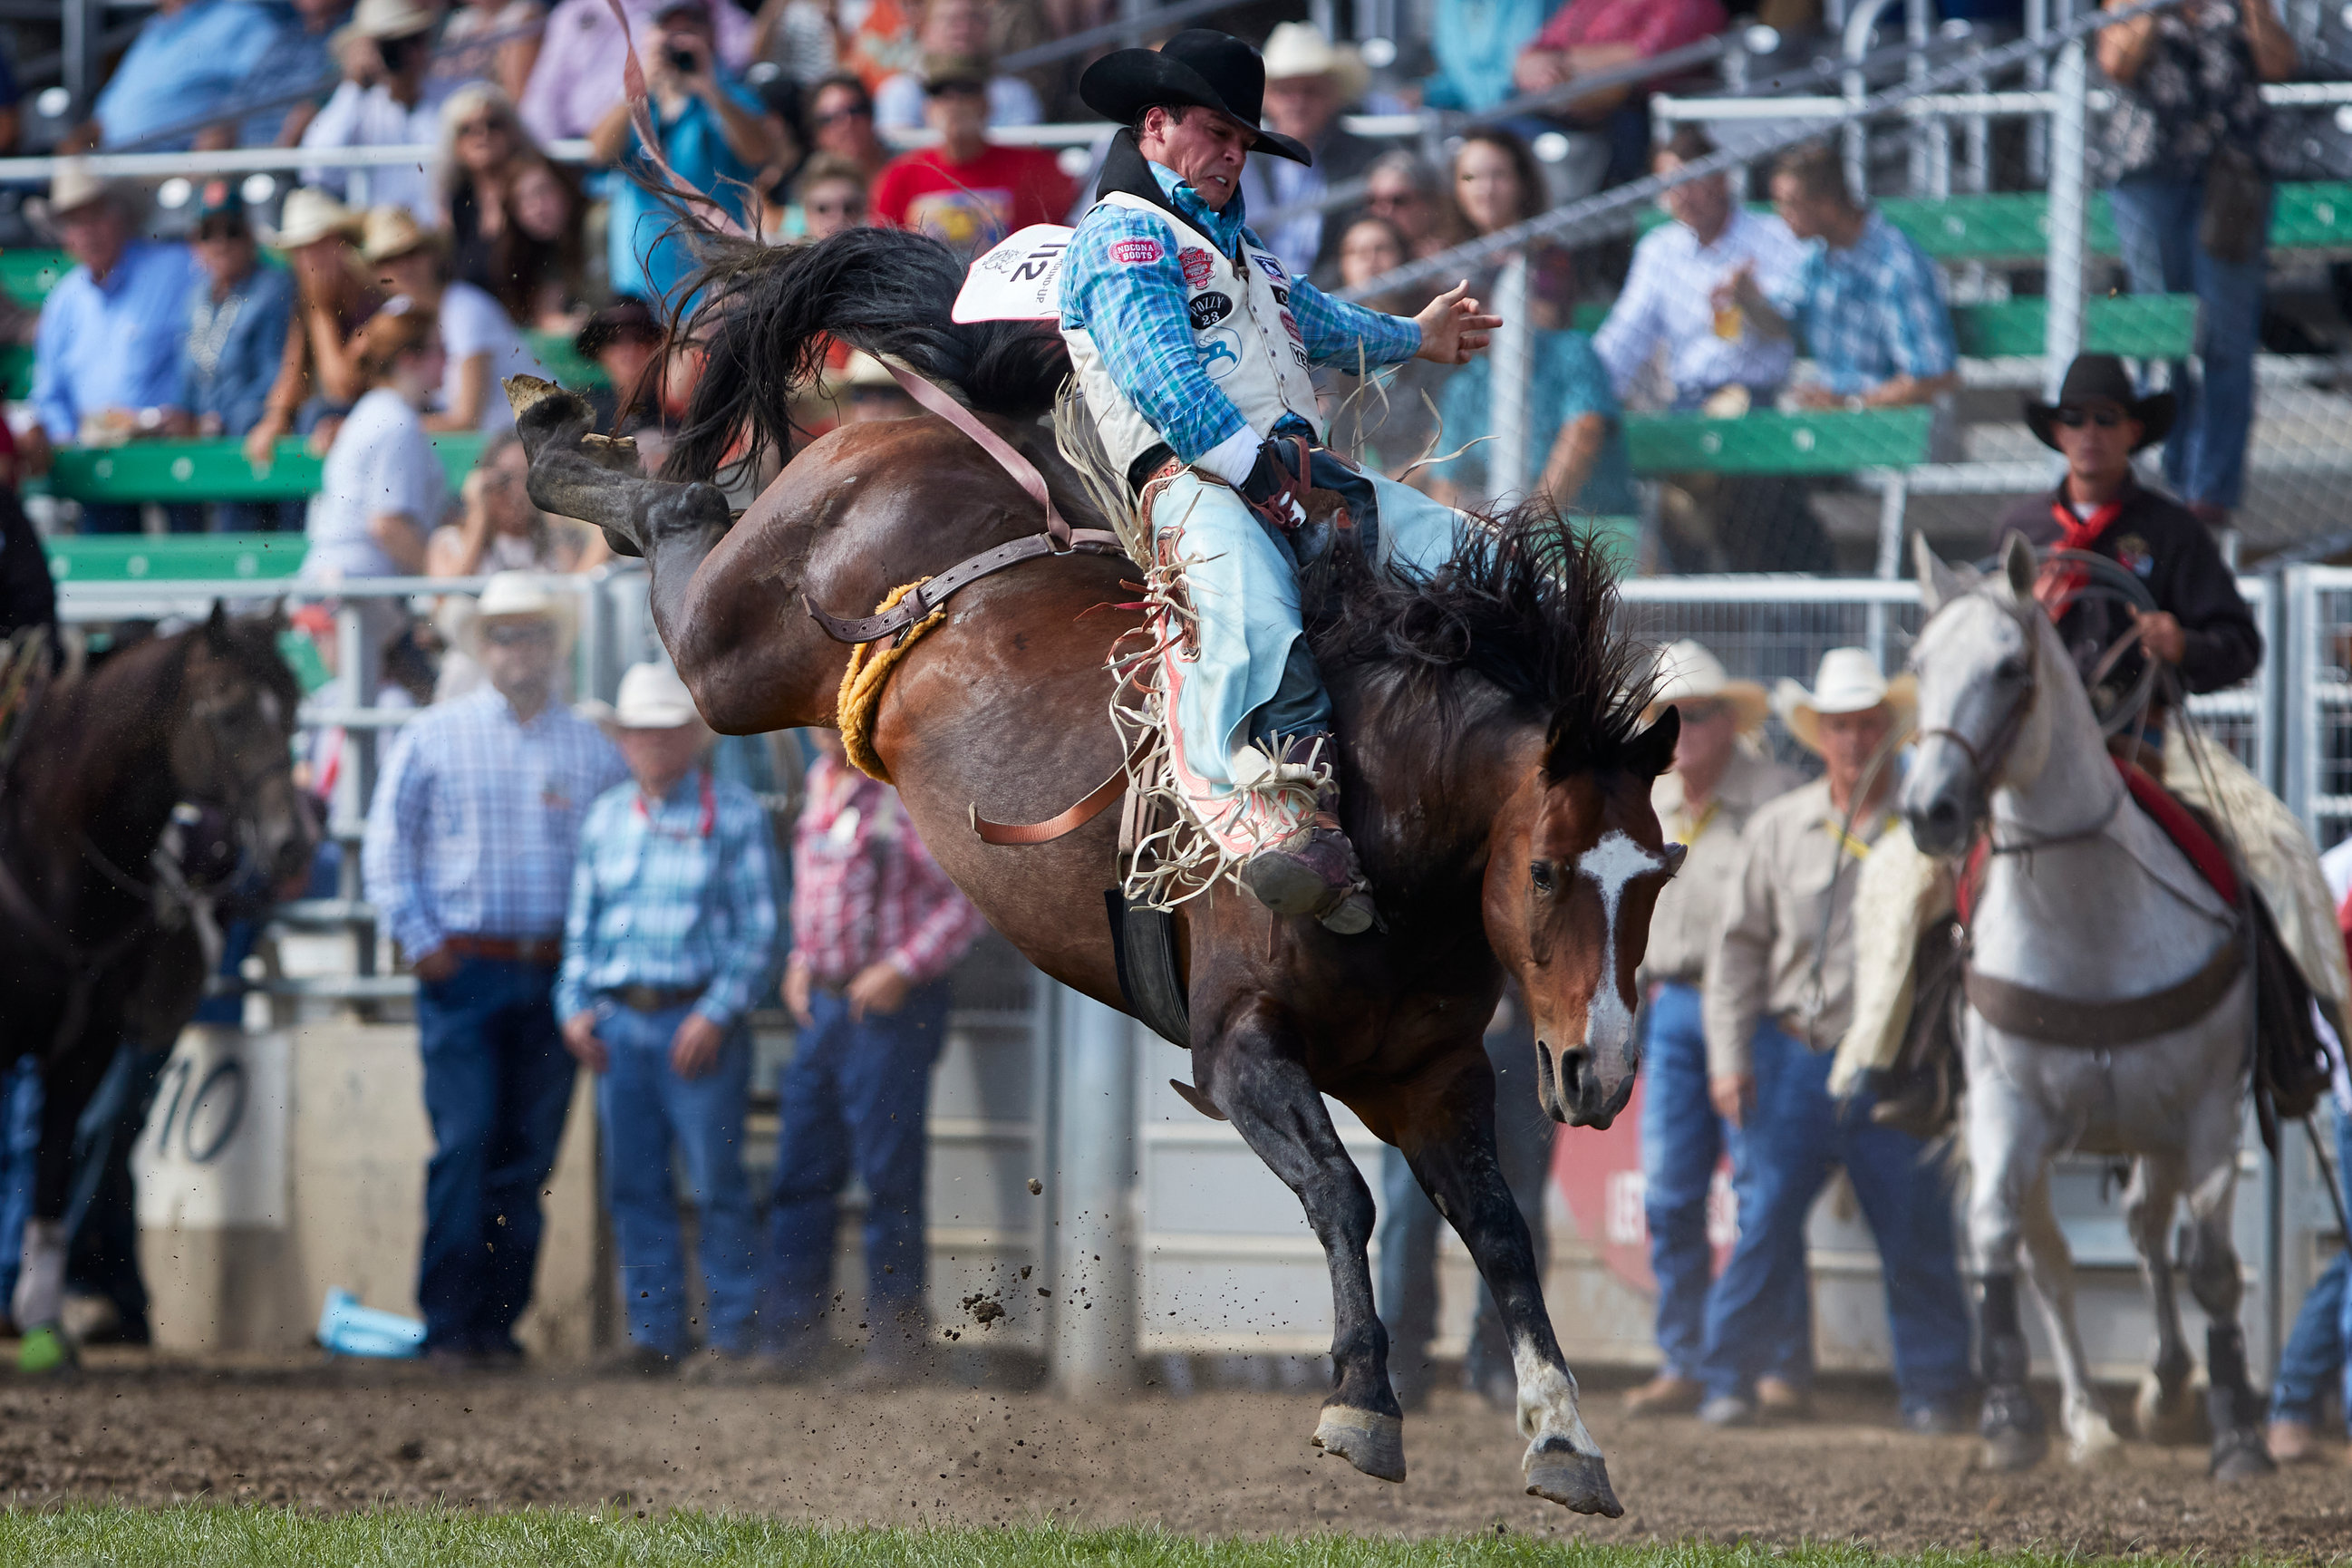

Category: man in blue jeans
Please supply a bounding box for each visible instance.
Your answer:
[1622,642,1801,1419]
[769,731,984,1386]
[1699,649,1971,1432]
[365,573,625,1365]
[558,663,779,1379]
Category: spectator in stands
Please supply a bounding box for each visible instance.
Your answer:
[430,434,601,699]
[782,152,870,243]
[768,729,984,1386]
[247,189,381,467]
[519,0,754,142]
[240,0,352,147]
[26,169,202,535]
[440,86,585,329]
[1512,0,1728,194]
[1426,321,1639,543]
[752,0,840,87]
[308,300,447,584]
[1718,143,1958,411]
[1238,24,1379,285]
[2096,0,2297,531]
[1621,641,1802,1419]
[557,661,779,1379]
[871,55,1072,257]
[1596,129,1801,410]
[590,0,790,310]
[85,0,282,150]
[301,0,447,220]
[179,184,297,530]
[1699,650,1971,1434]
[837,0,920,95]
[807,73,892,182]
[1360,150,1460,262]
[1421,0,1551,113]
[363,205,544,431]
[437,0,549,103]
[363,570,627,1367]
[1447,129,1573,328]
[576,296,671,436]
[875,0,1040,131]
[1318,216,1445,480]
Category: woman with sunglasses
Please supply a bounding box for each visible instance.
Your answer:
[769,151,869,243]
[804,73,892,180]
[1361,150,1463,262]
[439,85,583,329]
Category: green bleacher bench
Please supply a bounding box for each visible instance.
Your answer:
[0,344,28,401]
[1,250,66,309]
[526,328,610,391]
[44,531,306,582]
[1623,406,1931,475]
[26,432,489,504]
[1950,293,2197,358]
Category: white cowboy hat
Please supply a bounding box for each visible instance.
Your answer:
[1644,639,1769,735]
[262,187,362,251]
[343,0,436,41]
[1775,647,1916,756]
[461,571,576,656]
[1259,22,1371,102]
[599,661,703,731]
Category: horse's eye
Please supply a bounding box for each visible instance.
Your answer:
[1529,861,1556,895]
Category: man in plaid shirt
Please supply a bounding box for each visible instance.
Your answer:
[557,662,780,1379]
[1719,142,1959,411]
[768,731,984,1385]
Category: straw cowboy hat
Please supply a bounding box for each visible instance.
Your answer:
[358,204,442,266]
[29,161,131,233]
[1260,23,1370,104]
[461,571,576,658]
[341,0,436,43]
[1775,647,1915,756]
[2024,353,2173,454]
[1079,28,1312,165]
[262,188,363,250]
[593,662,704,732]
[1644,639,1768,735]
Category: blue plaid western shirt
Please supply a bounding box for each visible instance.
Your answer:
[553,769,781,1029]
[1767,211,1956,397]
[363,689,628,962]
[1059,158,1421,469]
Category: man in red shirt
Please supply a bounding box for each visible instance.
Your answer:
[1512,0,1728,191]
[870,53,1075,257]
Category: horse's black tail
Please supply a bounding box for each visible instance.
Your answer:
[663,225,1071,485]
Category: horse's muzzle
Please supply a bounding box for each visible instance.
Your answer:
[1904,782,1976,857]
[1536,1041,1637,1128]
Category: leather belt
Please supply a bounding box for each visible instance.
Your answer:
[605,983,705,1013]
[442,934,564,967]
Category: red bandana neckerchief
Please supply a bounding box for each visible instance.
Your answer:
[635,769,716,838]
[2034,495,2127,620]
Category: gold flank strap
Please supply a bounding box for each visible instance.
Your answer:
[835,578,946,783]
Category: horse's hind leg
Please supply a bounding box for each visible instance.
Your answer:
[2125,1153,2200,1445]
[1195,1009,1404,1483]
[1399,1085,1620,1517]
[2018,1171,2122,1465]
[2179,1126,2276,1482]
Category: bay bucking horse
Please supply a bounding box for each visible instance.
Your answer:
[507,226,1681,1512]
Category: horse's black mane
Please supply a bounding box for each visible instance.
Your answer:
[1312,508,1656,779]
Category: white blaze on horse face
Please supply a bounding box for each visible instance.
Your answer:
[1573,829,1665,1056]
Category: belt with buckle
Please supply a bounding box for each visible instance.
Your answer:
[442,934,564,967]
[608,983,706,1013]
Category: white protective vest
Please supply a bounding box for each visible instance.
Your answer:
[1060,189,1326,479]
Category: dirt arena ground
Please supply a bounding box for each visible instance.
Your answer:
[0,1356,2347,1557]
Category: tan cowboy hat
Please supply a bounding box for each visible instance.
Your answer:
[592,661,704,732]
[263,187,363,250]
[28,161,131,233]
[1775,647,1916,757]
[1259,22,1370,103]
[1644,639,1768,735]
[342,0,436,42]
[358,204,443,266]
[461,571,577,658]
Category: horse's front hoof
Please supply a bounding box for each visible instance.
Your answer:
[1524,1446,1622,1516]
[1312,1405,1405,1483]
[2136,1371,2202,1446]
[2211,1428,2277,1484]
[1979,1427,2047,1472]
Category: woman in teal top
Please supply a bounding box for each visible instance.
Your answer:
[1429,327,1639,519]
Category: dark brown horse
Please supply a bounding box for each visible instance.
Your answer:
[509,227,1679,1513]
[0,607,315,1358]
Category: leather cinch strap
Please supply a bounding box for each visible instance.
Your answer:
[805,528,1128,644]
[1964,931,2244,1048]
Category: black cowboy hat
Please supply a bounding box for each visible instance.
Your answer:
[1079,28,1312,166]
[2024,353,2174,452]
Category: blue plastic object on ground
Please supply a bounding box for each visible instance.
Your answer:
[317,1288,426,1359]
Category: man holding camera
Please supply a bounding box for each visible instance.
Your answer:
[589,0,790,308]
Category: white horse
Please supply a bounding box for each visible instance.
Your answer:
[1902,536,2272,1482]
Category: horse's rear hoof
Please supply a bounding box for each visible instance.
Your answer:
[1979,1427,2047,1472]
[1312,1405,1405,1483]
[2211,1428,2277,1484]
[1524,1447,1623,1516]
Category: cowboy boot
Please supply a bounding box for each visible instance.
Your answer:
[1225,739,1375,934]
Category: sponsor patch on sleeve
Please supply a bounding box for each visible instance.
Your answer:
[1179,247,1215,288]
[1109,238,1165,265]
